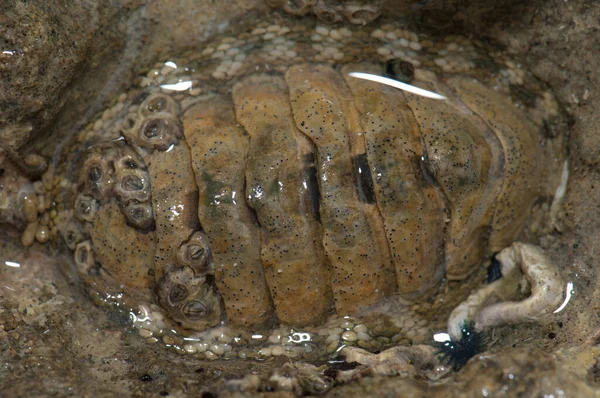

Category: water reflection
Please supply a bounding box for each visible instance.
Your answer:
[347,72,446,99]
[553,281,574,314]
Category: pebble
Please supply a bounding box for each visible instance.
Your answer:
[160,65,174,76]
[210,343,225,355]
[409,41,422,51]
[371,29,385,39]
[339,27,351,37]
[21,222,38,247]
[340,320,354,330]
[377,47,391,56]
[329,327,343,336]
[162,335,175,345]
[341,331,358,342]
[326,341,339,354]
[391,333,405,344]
[447,42,459,51]
[271,345,285,356]
[218,333,232,343]
[39,212,50,226]
[325,334,340,344]
[217,43,231,51]
[23,195,39,222]
[315,26,329,36]
[138,328,153,338]
[35,225,49,243]
[196,342,208,353]
[354,324,368,334]
[329,29,342,41]
[24,154,46,169]
[376,336,390,345]
[357,332,371,341]
[268,333,282,344]
[358,340,372,349]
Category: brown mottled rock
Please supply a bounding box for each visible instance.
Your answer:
[0,0,265,160]
[0,1,119,154]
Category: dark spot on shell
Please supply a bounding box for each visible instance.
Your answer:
[125,159,138,169]
[88,166,102,182]
[77,246,88,263]
[183,300,209,320]
[385,59,415,83]
[144,121,160,138]
[66,231,76,244]
[121,174,144,191]
[147,97,166,113]
[169,284,189,303]
[188,245,205,261]
[131,207,145,219]
[487,255,503,284]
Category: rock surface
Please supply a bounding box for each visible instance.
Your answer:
[0,0,264,160]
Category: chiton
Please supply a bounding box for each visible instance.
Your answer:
[36,13,565,358]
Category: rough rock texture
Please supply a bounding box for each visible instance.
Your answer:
[0,1,120,155]
[2,0,600,396]
[325,348,599,397]
[0,0,264,161]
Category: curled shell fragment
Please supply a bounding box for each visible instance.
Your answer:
[448,242,565,340]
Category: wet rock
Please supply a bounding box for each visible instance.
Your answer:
[0,1,119,154]
[0,0,266,160]
[326,348,598,397]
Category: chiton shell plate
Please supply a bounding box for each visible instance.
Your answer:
[45,14,565,347]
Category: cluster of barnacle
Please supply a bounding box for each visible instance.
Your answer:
[266,0,384,25]
[59,93,224,331]
[64,143,153,276]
